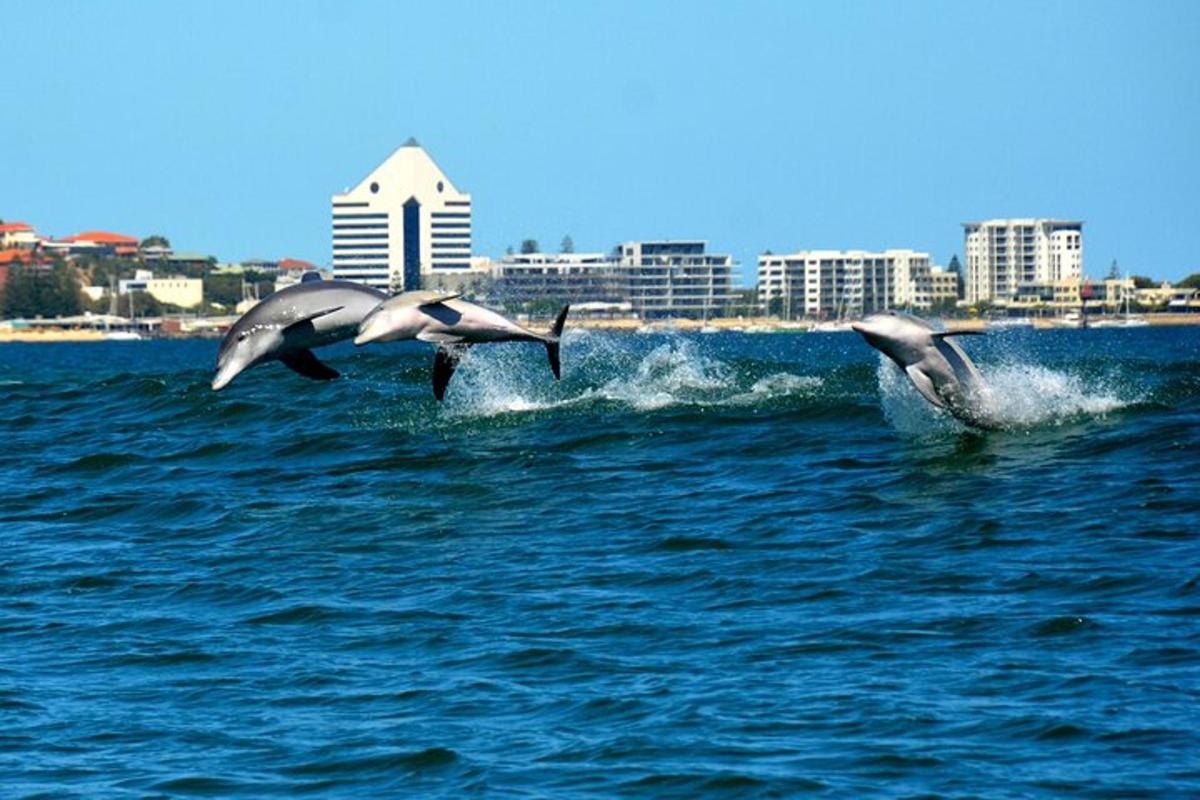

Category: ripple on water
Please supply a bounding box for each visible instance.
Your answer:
[0,331,1198,797]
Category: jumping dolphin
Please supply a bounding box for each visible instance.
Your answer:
[212,273,387,390]
[353,291,570,400]
[852,310,997,430]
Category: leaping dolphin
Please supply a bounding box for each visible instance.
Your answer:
[212,273,387,390]
[852,310,997,430]
[353,291,570,400]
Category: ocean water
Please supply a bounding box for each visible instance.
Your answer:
[1,327,1198,798]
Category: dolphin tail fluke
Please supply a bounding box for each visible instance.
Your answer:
[544,304,570,380]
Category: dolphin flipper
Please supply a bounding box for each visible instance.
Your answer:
[280,349,340,381]
[431,345,469,401]
[904,364,948,409]
[933,337,985,390]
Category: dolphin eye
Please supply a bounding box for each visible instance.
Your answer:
[237,332,248,342]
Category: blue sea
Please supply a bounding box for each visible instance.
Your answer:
[1,327,1198,798]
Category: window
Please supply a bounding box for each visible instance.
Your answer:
[370,182,380,194]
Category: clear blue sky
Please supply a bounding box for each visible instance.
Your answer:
[2,1,1198,284]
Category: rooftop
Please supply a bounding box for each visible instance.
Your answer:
[60,231,139,245]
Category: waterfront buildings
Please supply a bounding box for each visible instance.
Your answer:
[963,219,1083,304]
[491,252,624,306]
[616,241,739,319]
[756,249,935,318]
[930,267,960,306]
[117,270,203,309]
[490,241,738,318]
[331,138,475,291]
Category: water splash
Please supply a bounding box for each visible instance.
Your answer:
[877,354,1134,435]
[440,333,819,417]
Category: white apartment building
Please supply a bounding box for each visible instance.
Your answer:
[331,138,473,291]
[491,252,624,305]
[616,241,739,318]
[757,249,934,318]
[930,267,960,305]
[963,218,1083,304]
[117,270,203,309]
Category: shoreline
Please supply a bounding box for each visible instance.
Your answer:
[3,313,1200,343]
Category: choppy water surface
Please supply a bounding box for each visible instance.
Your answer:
[2,328,1198,798]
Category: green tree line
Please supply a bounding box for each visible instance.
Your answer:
[1,263,84,318]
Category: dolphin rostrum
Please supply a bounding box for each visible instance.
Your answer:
[353,291,570,400]
[852,310,997,429]
[212,273,387,390]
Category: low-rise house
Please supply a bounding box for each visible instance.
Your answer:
[0,222,40,250]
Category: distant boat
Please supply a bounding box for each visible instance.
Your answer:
[1092,278,1149,327]
[1052,311,1086,329]
[1091,316,1149,328]
[810,320,855,333]
[990,317,1034,329]
[699,325,720,334]
[104,330,143,341]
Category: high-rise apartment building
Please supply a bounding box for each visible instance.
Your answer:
[963,219,1082,304]
[331,139,472,291]
[757,249,934,318]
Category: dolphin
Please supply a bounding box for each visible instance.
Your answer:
[852,310,997,430]
[353,291,570,400]
[212,273,388,390]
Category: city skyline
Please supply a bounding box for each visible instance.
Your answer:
[3,1,1198,283]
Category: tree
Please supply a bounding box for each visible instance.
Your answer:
[520,239,539,255]
[1107,259,1120,280]
[1177,273,1200,289]
[505,245,514,256]
[1131,275,1157,289]
[560,235,574,254]
[947,255,964,298]
[1,262,83,319]
[139,235,171,249]
[204,273,244,307]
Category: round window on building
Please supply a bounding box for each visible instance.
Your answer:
[437,181,444,193]
[370,182,380,194]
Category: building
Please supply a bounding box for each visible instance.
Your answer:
[331,138,474,291]
[117,270,203,309]
[930,267,960,306]
[491,252,624,306]
[0,222,39,250]
[1000,276,1135,314]
[617,241,738,318]
[757,249,934,318]
[963,219,1083,304]
[46,230,140,258]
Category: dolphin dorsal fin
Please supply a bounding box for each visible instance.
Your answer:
[283,305,343,330]
[384,290,461,307]
[300,271,323,284]
[932,330,985,338]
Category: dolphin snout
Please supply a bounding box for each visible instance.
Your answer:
[850,322,865,334]
[354,313,390,346]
